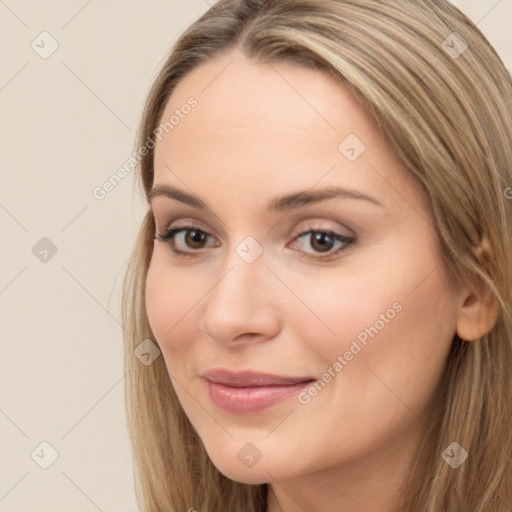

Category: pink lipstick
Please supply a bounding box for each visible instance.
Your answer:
[202,369,316,414]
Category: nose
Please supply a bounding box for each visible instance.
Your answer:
[199,251,282,347]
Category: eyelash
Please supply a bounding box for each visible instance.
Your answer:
[154,223,356,261]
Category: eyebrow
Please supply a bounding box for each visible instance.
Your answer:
[147,184,385,212]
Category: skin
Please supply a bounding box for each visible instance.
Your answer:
[144,48,485,512]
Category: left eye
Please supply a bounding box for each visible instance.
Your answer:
[291,230,355,258]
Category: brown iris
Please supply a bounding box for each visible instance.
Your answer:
[185,229,208,249]
[309,232,335,253]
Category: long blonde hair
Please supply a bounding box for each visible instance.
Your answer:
[122,1,512,510]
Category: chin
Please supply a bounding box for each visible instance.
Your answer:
[205,448,287,485]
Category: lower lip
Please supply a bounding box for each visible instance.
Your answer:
[206,380,313,413]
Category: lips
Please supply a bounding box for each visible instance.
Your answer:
[202,369,316,413]
[202,369,315,387]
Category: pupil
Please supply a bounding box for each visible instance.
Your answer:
[312,232,333,252]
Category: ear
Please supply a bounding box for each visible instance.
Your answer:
[455,238,500,341]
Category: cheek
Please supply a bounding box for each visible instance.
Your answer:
[276,261,406,367]
[371,271,459,383]
[290,242,459,399]
[144,250,200,353]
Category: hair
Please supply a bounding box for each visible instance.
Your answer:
[121,1,512,510]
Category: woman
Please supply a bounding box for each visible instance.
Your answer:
[122,0,512,510]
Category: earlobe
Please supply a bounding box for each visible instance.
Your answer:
[455,238,500,341]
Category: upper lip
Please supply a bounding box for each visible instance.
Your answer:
[202,369,316,388]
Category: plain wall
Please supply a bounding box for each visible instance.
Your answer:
[0,1,510,511]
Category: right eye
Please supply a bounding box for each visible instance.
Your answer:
[154,226,218,257]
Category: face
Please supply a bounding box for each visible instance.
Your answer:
[145,48,461,485]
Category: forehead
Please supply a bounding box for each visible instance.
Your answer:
[152,49,428,216]
[155,48,375,154]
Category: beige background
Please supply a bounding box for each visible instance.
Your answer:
[0,1,510,511]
